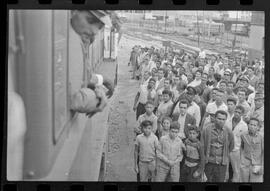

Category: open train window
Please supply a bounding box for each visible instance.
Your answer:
[52,11,70,144]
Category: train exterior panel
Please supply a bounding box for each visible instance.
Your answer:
[8,10,118,181]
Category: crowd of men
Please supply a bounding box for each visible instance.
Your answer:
[130,45,264,182]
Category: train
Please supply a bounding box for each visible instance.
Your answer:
[231,24,249,36]
[191,21,225,36]
[7,10,120,181]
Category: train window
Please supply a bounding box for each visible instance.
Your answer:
[52,11,70,144]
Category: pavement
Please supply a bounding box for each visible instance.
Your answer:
[104,35,144,181]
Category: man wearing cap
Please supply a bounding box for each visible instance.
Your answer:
[70,10,114,117]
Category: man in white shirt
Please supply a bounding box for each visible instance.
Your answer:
[201,88,228,129]
[204,56,219,73]
[185,86,201,127]
[171,99,196,140]
[228,105,248,182]
[225,96,237,128]
[236,88,251,120]
[187,70,202,88]
[134,78,157,120]
[172,86,201,127]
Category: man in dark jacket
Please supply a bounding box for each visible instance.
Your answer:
[171,99,196,140]
[201,110,234,182]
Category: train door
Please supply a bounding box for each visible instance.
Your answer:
[8,10,73,180]
[7,10,27,181]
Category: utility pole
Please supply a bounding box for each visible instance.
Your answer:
[196,11,200,47]
[164,11,167,33]
[220,12,225,44]
[232,11,239,55]
[202,11,205,40]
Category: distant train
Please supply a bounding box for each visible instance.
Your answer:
[7,10,119,181]
[191,21,225,36]
[231,24,249,36]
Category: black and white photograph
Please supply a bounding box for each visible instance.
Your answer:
[7,10,264,182]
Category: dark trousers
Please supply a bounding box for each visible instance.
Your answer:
[181,163,201,182]
[228,162,233,182]
[204,162,227,182]
[136,103,146,120]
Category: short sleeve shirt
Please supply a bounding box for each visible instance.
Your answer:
[241,133,263,165]
[135,133,159,162]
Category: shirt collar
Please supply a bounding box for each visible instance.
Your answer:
[179,113,186,117]
[213,123,224,131]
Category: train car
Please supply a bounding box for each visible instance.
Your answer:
[192,21,224,36]
[7,10,118,181]
[231,24,249,36]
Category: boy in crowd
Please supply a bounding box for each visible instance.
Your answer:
[156,122,185,182]
[218,80,228,102]
[181,125,205,182]
[156,90,174,121]
[135,101,158,136]
[133,78,157,120]
[156,90,174,137]
[134,120,159,182]
[240,118,263,182]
